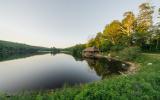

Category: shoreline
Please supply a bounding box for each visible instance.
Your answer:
[95,54,139,75]
[86,54,139,75]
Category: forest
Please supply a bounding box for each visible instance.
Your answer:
[0,40,49,54]
[66,3,160,57]
[0,2,160,100]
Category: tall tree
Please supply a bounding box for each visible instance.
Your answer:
[136,3,154,33]
[148,8,160,51]
[103,20,123,45]
[158,8,160,19]
[134,3,154,49]
[122,11,136,36]
[150,24,160,50]
[158,8,160,25]
[103,20,122,45]
[151,8,160,50]
[86,37,96,47]
[94,32,103,48]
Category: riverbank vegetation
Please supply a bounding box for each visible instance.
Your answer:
[65,3,160,58]
[0,2,160,100]
[62,44,85,57]
[2,53,159,100]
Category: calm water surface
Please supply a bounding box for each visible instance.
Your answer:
[0,53,128,93]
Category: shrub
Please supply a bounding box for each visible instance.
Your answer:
[109,52,117,57]
[110,45,126,51]
[118,46,141,61]
[99,40,112,52]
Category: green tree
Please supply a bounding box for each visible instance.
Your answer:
[150,24,160,50]
[121,11,136,46]
[94,32,103,48]
[122,11,136,36]
[149,8,160,50]
[134,3,154,50]
[136,3,154,33]
[103,20,123,45]
[86,37,96,47]
[158,8,160,19]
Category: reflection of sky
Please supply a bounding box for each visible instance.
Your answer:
[0,0,159,48]
[0,53,100,93]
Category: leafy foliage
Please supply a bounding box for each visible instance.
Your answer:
[103,20,123,45]
[122,11,136,36]
[62,44,86,57]
[118,46,141,61]
[85,3,158,52]
[136,3,154,33]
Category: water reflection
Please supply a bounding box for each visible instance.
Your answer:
[0,53,129,94]
[0,52,48,62]
[84,58,129,79]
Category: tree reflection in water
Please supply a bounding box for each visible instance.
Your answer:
[0,52,48,62]
[84,58,130,79]
[1,52,130,80]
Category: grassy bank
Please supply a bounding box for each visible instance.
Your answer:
[1,53,160,100]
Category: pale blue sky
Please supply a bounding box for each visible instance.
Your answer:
[0,0,159,48]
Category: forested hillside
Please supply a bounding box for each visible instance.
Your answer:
[0,40,49,54]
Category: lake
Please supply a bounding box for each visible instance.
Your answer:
[0,53,129,94]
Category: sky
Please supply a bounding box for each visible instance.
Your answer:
[0,0,159,48]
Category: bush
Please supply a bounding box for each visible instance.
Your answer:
[110,45,126,51]
[118,46,141,61]
[72,44,85,57]
[99,40,112,52]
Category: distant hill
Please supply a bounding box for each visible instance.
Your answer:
[0,40,50,54]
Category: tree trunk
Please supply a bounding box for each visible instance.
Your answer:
[156,39,159,50]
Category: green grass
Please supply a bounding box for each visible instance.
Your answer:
[1,53,160,100]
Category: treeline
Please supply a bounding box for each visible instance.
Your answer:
[67,3,160,55]
[0,40,50,55]
[86,3,160,52]
[62,44,86,57]
[50,47,60,53]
